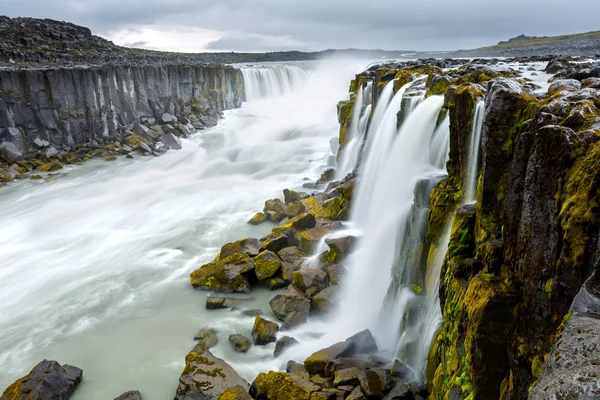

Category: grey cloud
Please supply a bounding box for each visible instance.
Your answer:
[3,0,600,51]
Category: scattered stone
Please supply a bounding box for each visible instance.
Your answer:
[161,113,178,124]
[282,311,308,330]
[175,343,249,400]
[161,133,182,150]
[274,336,299,357]
[312,286,338,314]
[260,234,289,253]
[240,308,263,317]
[39,160,64,172]
[251,316,279,345]
[206,296,238,310]
[0,360,82,400]
[0,142,23,163]
[229,334,251,353]
[283,189,301,204]
[190,252,255,293]
[114,390,142,400]
[193,328,218,348]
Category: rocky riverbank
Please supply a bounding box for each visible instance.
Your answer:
[3,56,600,400]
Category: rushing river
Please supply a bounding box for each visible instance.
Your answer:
[0,60,364,399]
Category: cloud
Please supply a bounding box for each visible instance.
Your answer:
[3,0,600,52]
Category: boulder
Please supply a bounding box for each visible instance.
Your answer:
[547,79,581,95]
[278,247,306,282]
[175,343,249,400]
[253,250,282,281]
[114,391,142,400]
[33,137,50,148]
[282,311,308,330]
[545,58,570,74]
[39,160,64,172]
[161,113,178,124]
[0,142,23,163]
[333,367,362,387]
[324,235,356,263]
[260,235,289,253]
[357,370,384,398]
[292,269,328,293]
[269,285,311,322]
[264,199,287,222]
[161,133,182,150]
[250,371,318,400]
[0,360,82,400]
[287,361,306,374]
[193,328,218,348]
[248,212,267,225]
[274,336,299,357]
[346,386,367,400]
[229,334,251,353]
[268,277,287,290]
[326,265,346,286]
[190,252,255,293]
[283,189,301,204]
[382,382,411,399]
[217,386,253,400]
[252,316,279,345]
[312,286,338,314]
[220,238,260,259]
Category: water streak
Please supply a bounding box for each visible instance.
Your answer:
[464,101,485,203]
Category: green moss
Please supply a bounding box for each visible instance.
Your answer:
[251,372,311,400]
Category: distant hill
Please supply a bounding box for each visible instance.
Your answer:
[450,31,600,57]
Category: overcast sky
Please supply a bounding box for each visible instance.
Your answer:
[4,0,600,52]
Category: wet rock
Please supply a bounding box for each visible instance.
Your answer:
[114,390,142,400]
[285,202,306,218]
[269,285,311,322]
[287,361,306,374]
[39,160,64,172]
[250,371,318,400]
[217,385,253,400]
[264,198,287,222]
[325,265,346,286]
[219,238,260,259]
[333,367,361,387]
[357,370,384,398]
[282,310,308,330]
[278,246,306,281]
[382,382,411,400]
[293,269,328,293]
[268,277,287,290]
[206,297,237,310]
[229,334,251,353]
[274,336,299,357]
[175,342,249,400]
[346,330,378,355]
[304,342,355,375]
[0,360,82,400]
[582,77,600,89]
[193,328,218,348]
[311,286,338,314]
[297,226,330,253]
[283,189,301,204]
[0,142,22,163]
[248,212,267,225]
[253,250,282,281]
[544,58,570,74]
[260,234,289,253]
[324,235,356,263]
[240,308,263,317]
[161,133,182,150]
[190,252,255,293]
[252,316,279,345]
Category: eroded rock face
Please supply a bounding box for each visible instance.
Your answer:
[1,360,83,400]
[175,343,249,400]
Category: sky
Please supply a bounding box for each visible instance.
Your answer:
[4,0,600,53]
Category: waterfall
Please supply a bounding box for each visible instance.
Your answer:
[464,101,485,203]
[336,82,373,179]
[240,64,309,101]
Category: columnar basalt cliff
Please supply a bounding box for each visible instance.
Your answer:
[0,64,243,183]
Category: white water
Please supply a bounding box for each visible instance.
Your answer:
[241,63,310,101]
[274,87,451,382]
[0,61,363,399]
[464,101,485,203]
[336,82,372,179]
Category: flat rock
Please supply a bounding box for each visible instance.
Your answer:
[0,359,82,400]
[206,297,237,310]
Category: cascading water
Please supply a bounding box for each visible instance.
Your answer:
[336,82,373,179]
[464,101,485,203]
[240,64,309,101]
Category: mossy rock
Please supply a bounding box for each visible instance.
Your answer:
[190,252,254,293]
[269,285,310,322]
[219,238,260,260]
[253,250,282,281]
[250,371,317,400]
[39,160,64,171]
[218,385,253,400]
[252,316,279,345]
[248,212,267,225]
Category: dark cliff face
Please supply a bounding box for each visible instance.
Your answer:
[0,64,243,156]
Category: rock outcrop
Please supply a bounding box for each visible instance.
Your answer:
[1,360,83,400]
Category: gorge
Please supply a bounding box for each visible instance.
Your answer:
[2,18,600,400]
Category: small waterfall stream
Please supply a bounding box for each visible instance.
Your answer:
[464,101,485,203]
